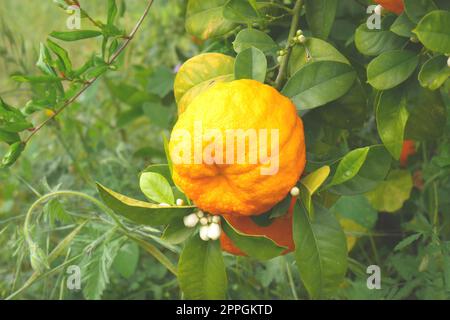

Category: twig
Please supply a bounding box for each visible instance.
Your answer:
[274,0,303,90]
[24,0,155,144]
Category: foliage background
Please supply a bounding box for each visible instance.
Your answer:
[0,0,449,300]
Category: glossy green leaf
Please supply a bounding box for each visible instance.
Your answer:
[293,201,348,299]
[376,87,410,159]
[96,183,194,226]
[367,50,419,90]
[414,10,450,54]
[233,28,278,54]
[185,0,236,40]
[234,47,267,82]
[282,61,356,110]
[419,55,450,90]
[1,141,25,168]
[365,170,413,213]
[288,37,349,76]
[107,0,118,25]
[330,146,392,195]
[49,30,102,41]
[301,166,331,195]
[139,172,174,205]
[355,23,405,56]
[329,147,370,187]
[391,13,416,37]
[305,0,338,39]
[221,218,286,260]
[142,164,174,185]
[178,236,227,299]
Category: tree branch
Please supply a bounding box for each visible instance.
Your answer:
[24,0,155,144]
[274,0,303,90]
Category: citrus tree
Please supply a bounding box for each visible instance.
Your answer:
[1,0,450,300]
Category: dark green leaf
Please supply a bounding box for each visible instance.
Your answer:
[413,10,450,54]
[50,30,102,41]
[178,236,227,299]
[234,47,267,82]
[305,0,338,39]
[419,55,450,90]
[233,28,278,54]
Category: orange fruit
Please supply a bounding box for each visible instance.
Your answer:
[374,0,404,14]
[169,79,306,216]
[220,197,297,256]
[400,140,416,167]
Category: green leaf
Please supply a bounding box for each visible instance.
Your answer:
[1,141,25,168]
[162,220,196,245]
[293,201,348,299]
[36,43,55,76]
[328,147,370,187]
[365,170,413,212]
[234,47,267,82]
[414,10,450,54]
[148,66,175,98]
[0,130,20,144]
[221,218,286,260]
[391,13,416,38]
[304,0,338,39]
[310,80,368,129]
[394,233,422,251]
[331,195,378,230]
[367,50,419,90]
[107,0,118,25]
[0,99,33,133]
[376,87,410,159]
[288,37,349,76]
[404,0,438,23]
[47,38,72,72]
[282,61,356,110]
[50,30,103,41]
[185,0,236,40]
[139,172,174,205]
[142,164,174,185]
[301,166,331,195]
[113,242,139,278]
[355,23,405,56]
[233,28,279,54]
[330,146,392,195]
[96,183,194,226]
[223,0,261,23]
[178,236,227,299]
[404,81,447,140]
[418,55,450,90]
[267,196,292,219]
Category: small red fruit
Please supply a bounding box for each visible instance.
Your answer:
[400,140,416,167]
[374,0,404,15]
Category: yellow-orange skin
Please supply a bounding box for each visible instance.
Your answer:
[374,0,404,14]
[220,197,296,256]
[169,79,306,216]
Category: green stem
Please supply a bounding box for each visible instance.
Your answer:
[285,258,299,300]
[274,0,303,89]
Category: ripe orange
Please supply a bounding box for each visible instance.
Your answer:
[374,0,404,14]
[169,79,306,216]
[400,140,416,167]
[220,197,296,255]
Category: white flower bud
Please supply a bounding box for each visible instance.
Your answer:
[447,57,450,67]
[290,186,300,197]
[277,56,283,64]
[199,217,208,225]
[298,35,306,44]
[212,215,221,223]
[207,223,221,240]
[176,198,184,206]
[159,203,170,207]
[296,29,303,36]
[199,225,210,241]
[183,213,199,228]
[196,210,204,218]
[374,5,383,16]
